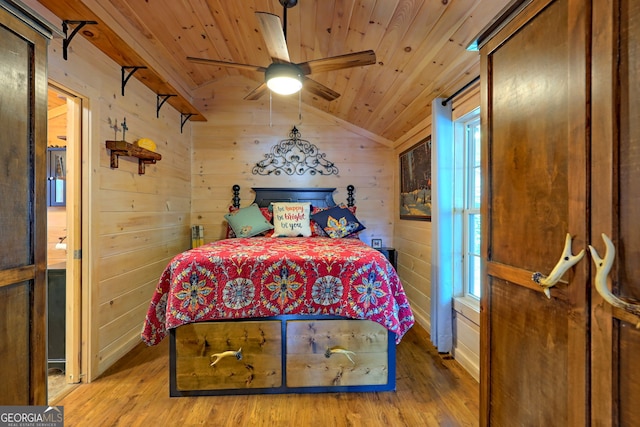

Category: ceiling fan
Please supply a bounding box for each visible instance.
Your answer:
[187,0,376,101]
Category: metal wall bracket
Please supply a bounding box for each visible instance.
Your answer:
[181,113,195,133]
[121,66,147,96]
[157,94,177,118]
[62,20,98,60]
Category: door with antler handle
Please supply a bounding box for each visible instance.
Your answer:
[590,0,640,424]
[479,0,591,425]
[480,0,640,425]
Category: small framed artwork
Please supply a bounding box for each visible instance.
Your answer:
[371,238,382,249]
[399,136,432,221]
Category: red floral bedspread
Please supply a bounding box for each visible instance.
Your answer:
[141,237,414,345]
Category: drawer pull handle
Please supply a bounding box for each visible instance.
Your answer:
[210,347,242,367]
[325,346,356,365]
[589,233,640,319]
[531,233,585,298]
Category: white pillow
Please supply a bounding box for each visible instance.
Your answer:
[271,202,312,237]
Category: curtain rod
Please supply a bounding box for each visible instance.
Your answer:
[441,76,481,106]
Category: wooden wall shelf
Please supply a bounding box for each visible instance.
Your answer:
[38,0,206,125]
[106,140,161,174]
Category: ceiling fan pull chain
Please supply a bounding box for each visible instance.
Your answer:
[269,91,273,127]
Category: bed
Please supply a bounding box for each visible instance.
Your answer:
[141,186,414,396]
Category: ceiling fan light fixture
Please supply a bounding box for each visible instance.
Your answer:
[265,63,303,95]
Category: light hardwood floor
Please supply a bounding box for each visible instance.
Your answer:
[51,324,479,426]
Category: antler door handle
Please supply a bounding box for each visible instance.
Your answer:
[209,348,243,367]
[325,346,356,365]
[532,233,585,298]
[589,233,640,317]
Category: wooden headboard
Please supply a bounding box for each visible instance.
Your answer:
[232,185,355,209]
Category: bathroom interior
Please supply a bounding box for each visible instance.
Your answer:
[47,87,69,400]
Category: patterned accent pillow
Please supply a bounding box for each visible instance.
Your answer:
[224,203,274,238]
[310,205,365,238]
[311,205,360,238]
[226,205,273,238]
[271,202,312,237]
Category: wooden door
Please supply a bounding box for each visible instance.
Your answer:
[591,0,640,424]
[0,4,50,405]
[479,0,590,424]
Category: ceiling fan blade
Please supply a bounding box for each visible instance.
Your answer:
[187,56,266,72]
[255,12,290,63]
[303,77,340,101]
[297,50,376,75]
[244,82,269,101]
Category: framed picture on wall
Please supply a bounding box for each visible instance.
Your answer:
[399,136,432,221]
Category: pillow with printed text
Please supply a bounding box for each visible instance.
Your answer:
[271,202,312,237]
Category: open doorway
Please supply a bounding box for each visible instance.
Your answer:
[46,85,83,402]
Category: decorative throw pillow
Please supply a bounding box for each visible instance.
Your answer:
[271,202,312,237]
[310,219,329,237]
[224,203,274,238]
[226,205,273,238]
[310,204,357,237]
[310,205,365,238]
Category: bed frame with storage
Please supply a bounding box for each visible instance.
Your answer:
[168,186,397,396]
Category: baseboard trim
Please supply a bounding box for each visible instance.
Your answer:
[452,345,480,382]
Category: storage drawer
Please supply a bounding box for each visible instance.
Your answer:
[285,319,389,387]
[173,321,282,391]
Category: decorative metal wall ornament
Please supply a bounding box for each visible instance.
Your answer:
[252,126,339,176]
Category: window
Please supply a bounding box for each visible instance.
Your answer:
[454,109,481,300]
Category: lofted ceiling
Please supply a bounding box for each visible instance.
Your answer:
[37,0,516,143]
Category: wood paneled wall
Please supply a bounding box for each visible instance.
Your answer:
[47,101,67,147]
[29,0,193,379]
[394,127,433,331]
[92,65,191,378]
[47,207,66,267]
[190,77,395,246]
[393,86,481,352]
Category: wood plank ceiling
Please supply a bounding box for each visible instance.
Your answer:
[39,0,515,143]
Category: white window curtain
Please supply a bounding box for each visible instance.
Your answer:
[430,98,454,353]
